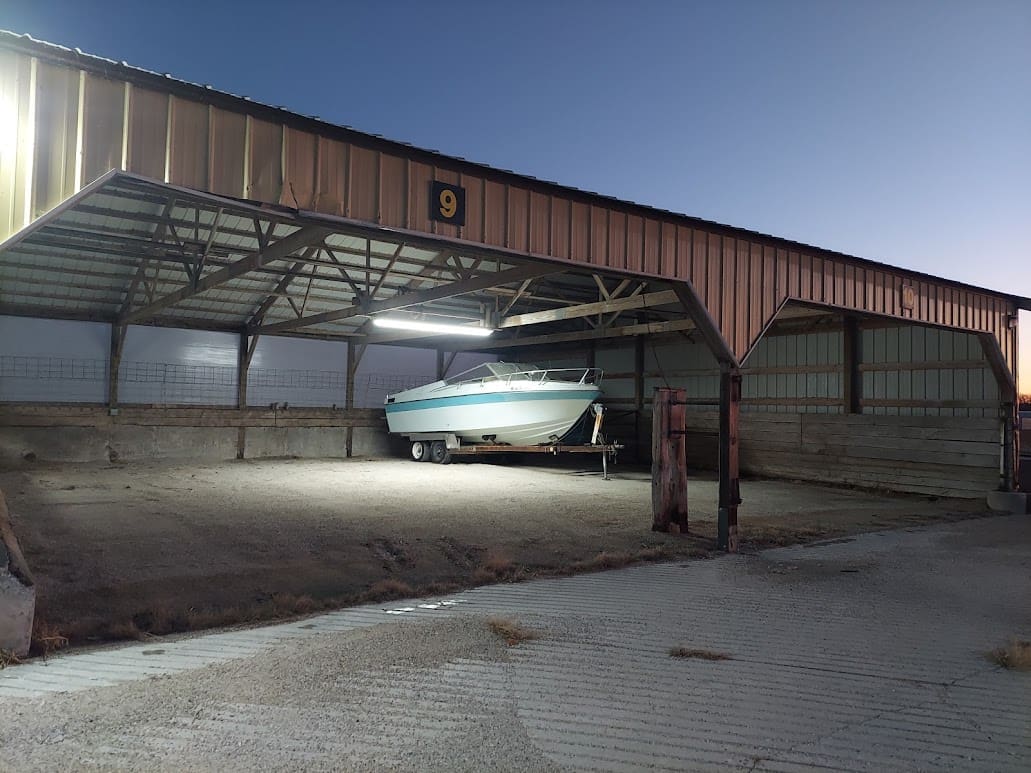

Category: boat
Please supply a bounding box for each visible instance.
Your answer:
[384,362,603,452]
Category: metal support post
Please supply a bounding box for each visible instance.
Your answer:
[718,363,742,552]
[345,342,357,458]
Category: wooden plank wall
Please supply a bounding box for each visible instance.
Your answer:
[683,412,1000,498]
[516,322,1004,497]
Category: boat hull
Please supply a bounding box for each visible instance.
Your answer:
[385,387,598,445]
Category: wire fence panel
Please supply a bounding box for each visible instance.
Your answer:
[119,361,239,405]
[247,368,347,408]
[0,355,422,409]
[354,373,430,409]
[0,355,108,402]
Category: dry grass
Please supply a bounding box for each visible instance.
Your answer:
[0,649,23,669]
[19,540,713,653]
[669,646,732,661]
[487,617,539,646]
[30,618,69,658]
[987,639,1031,671]
[473,553,521,583]
[363,578,414,602]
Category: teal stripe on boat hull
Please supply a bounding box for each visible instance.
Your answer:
[385,389,598,414]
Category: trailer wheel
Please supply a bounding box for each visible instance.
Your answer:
[411,440,429,462]
[429,440,452,464]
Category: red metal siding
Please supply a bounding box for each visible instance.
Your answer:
[125,88,168,181]
[281,128,317,209]
[315,137,346,216]
[482,180,506,248]
[608,210,627,272]
[81,74,124,187]
[528,191,550,256]
[247,118,282,204]
[378,153,407,228]
[347,145,379,223]
[550,197,571,260]
[168,97,208,190]
[208,108,246,198]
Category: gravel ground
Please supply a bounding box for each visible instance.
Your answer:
[0,457,986,643]
[0,617,564,772]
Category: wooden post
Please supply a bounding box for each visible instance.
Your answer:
[1002,399,1016,491]
[718,363,742,552]
[436,349,445,381]
[978,333,1019,491]
[842,315,862,414]
[651,387,688,533]
[236,330,249,459]
[107,323,126,413]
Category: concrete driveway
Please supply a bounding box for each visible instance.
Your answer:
[1,515,1028,771]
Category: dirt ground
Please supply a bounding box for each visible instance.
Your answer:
[0,457,988,647]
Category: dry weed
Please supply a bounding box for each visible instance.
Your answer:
[365,578,414,602]
[30,619,69,658]
[987,639,1031,671]
[0,649,23,669]
[669,646,732,661]
[487,617,539,646]
[473,554,520,583]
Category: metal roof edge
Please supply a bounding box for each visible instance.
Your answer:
[5,168,1030,311]
[0,29,1026,308]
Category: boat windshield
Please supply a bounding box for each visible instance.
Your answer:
[443,362,602,386]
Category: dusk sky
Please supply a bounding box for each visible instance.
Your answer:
[2,0,1029,388]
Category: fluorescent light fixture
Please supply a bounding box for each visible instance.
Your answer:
[373,317,494,337]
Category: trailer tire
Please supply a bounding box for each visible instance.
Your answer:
[411,441,430,462]
[429,440,452,465]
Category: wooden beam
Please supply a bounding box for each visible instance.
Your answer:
[236,330,249,459]
[121,225,335,324]
[253,263,563,335]
[107,323,126,412]
[499,289,677,328]
[345,342,359,457]
[465,317,697,351]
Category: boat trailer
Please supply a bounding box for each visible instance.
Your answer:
[403,404,623,479]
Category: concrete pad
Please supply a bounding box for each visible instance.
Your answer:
[0,515,1027,770]
[988,490,1029,514]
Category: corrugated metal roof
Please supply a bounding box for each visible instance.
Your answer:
[0,171,605,341]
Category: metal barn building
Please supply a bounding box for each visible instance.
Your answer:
[0,31,1026,551]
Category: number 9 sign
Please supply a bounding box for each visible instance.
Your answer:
[430,181,466,226]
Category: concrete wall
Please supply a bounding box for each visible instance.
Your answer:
[0,406,390,465]
[0,491,34,657]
